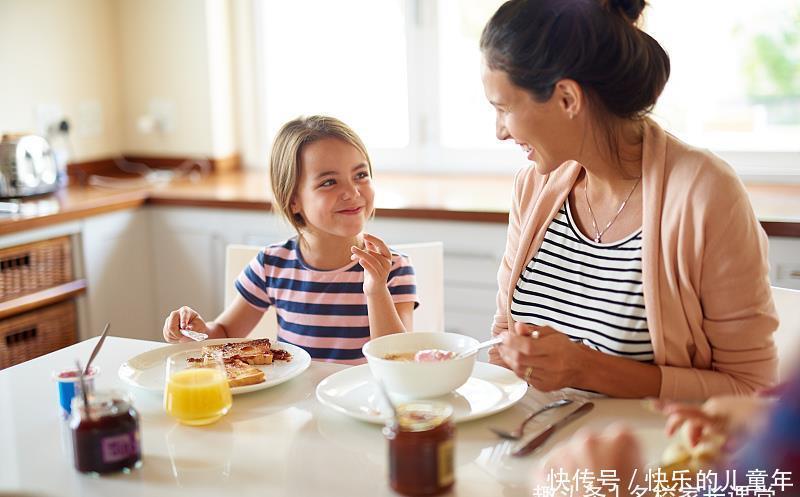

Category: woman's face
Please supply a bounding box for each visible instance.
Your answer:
[481,61,577,174]
[291,137,374,240]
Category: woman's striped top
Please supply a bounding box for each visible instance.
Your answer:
[510,199,653,361]
[235,237,418,365]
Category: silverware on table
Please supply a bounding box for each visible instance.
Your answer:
[511,401,595,457]
[489,398,573,440]
[84,322,110,375]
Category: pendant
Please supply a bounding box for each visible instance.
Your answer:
[594,235,601,243]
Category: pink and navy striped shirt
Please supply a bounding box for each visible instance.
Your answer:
[235,237,418,365]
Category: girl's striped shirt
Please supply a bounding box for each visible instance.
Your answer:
[235,237,418,365]
[510,199,653,361]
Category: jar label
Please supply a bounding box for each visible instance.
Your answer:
[101,433,139,463]
[437,439,454,486]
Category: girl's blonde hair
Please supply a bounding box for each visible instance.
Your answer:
[269,115,373,233]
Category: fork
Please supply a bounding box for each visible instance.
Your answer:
[489,398,573,440]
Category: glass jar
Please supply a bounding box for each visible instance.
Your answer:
[383,401,455,496]
[69,390,142,474]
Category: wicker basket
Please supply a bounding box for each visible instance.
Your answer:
[0,236,73,303]
[0,300,77,369]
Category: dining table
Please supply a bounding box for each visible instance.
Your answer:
[0,336,670,497]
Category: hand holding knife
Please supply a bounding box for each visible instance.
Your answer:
[512,402,595,457]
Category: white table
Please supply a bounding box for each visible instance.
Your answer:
[0,337,669,496]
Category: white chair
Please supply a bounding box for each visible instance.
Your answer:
[224,244,278,340]
[393,242,445,333]
[772,286,800,381]
[223,241,445,339]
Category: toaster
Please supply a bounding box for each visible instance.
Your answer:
[0,134,60,199]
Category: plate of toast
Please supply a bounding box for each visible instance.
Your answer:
[119,338,311,395]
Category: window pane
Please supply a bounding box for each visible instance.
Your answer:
[645,0,800,152]
[259,1,409,148]
[437,0,512,151]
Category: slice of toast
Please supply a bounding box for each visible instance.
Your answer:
[202,338,274,365]
[186,357,266,387]
[224,358,266,387]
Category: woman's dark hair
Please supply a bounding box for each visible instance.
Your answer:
[480,0,670,159]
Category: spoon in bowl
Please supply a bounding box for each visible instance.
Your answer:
[414,336,504,362]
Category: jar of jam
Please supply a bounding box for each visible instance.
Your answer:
[383,401,455,496]
[69,390,142,474]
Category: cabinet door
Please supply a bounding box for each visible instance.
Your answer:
[769,237,800,290]
[81,209,157,340]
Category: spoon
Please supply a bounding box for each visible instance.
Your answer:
[75,359,91,418]
[489,398,574,440]
[84,322,110,375]
[180,329,208,341]
[454,336,503,359]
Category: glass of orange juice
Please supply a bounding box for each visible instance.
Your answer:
[164,350,232,426]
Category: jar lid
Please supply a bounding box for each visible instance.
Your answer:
[394,401,453,432]
[70,389,133,417]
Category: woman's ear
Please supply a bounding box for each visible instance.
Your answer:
[554,79,583,120]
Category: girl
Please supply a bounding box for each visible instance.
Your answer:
[163,116,417,364]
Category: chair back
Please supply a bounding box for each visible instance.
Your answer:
[225,244,278,340]
[393,242,445,332]
[772,286,800,381]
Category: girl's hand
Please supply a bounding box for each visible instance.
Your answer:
[351,233,393,296]
[656,395,771,448]
[498,322,586,391]
[163,306,210,343]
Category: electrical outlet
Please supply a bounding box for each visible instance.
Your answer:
[147,98,176,133]
[77,100,103,138]
[35,102,64,136]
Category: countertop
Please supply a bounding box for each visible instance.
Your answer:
[1,170,798,237]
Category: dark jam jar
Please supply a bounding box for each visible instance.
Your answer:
[69,391,142,474]
[383,402,455,496]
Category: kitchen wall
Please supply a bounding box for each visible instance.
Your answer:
[0,0,237,162]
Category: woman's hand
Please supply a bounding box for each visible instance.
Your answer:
[498,322,587,391]
[534,424,644,497]
[163,306,211,343]
[351,233,393,296]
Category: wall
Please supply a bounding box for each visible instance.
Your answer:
[0,0,122,162]
[0,0,236,162]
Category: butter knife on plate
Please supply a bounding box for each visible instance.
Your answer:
[511,401,595,457]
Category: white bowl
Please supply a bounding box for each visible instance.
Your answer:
[362,332,479,399]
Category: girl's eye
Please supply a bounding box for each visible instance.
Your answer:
[355,171,370,180]
[319,179,335,187]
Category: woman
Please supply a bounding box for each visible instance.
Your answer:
[481,0,777,399]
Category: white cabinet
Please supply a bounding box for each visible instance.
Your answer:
[80,209,158,340]
[147,206,294,325]
[768,237,800,290]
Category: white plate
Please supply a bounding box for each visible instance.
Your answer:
[316,362,527,424]
[118,338,311,395]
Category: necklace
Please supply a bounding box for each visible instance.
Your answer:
[584,174,641,243]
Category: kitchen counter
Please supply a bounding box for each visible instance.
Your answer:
[1,170,799,236]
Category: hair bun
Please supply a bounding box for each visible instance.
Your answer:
[608,0,646,23]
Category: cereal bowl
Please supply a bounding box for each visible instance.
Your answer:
[362,332,479,399]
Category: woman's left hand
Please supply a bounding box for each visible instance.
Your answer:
[351,233,393,296]
[498,322,587,391]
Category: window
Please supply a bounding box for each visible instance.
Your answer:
[251,0,799,177]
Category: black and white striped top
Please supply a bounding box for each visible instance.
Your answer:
[510,199,653,362]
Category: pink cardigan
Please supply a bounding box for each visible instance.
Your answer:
[491,118,778,400]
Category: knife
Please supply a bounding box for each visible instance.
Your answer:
[511,401,594,457]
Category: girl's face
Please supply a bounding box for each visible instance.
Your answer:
[481,61,577,174]
[291,137,374,240]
